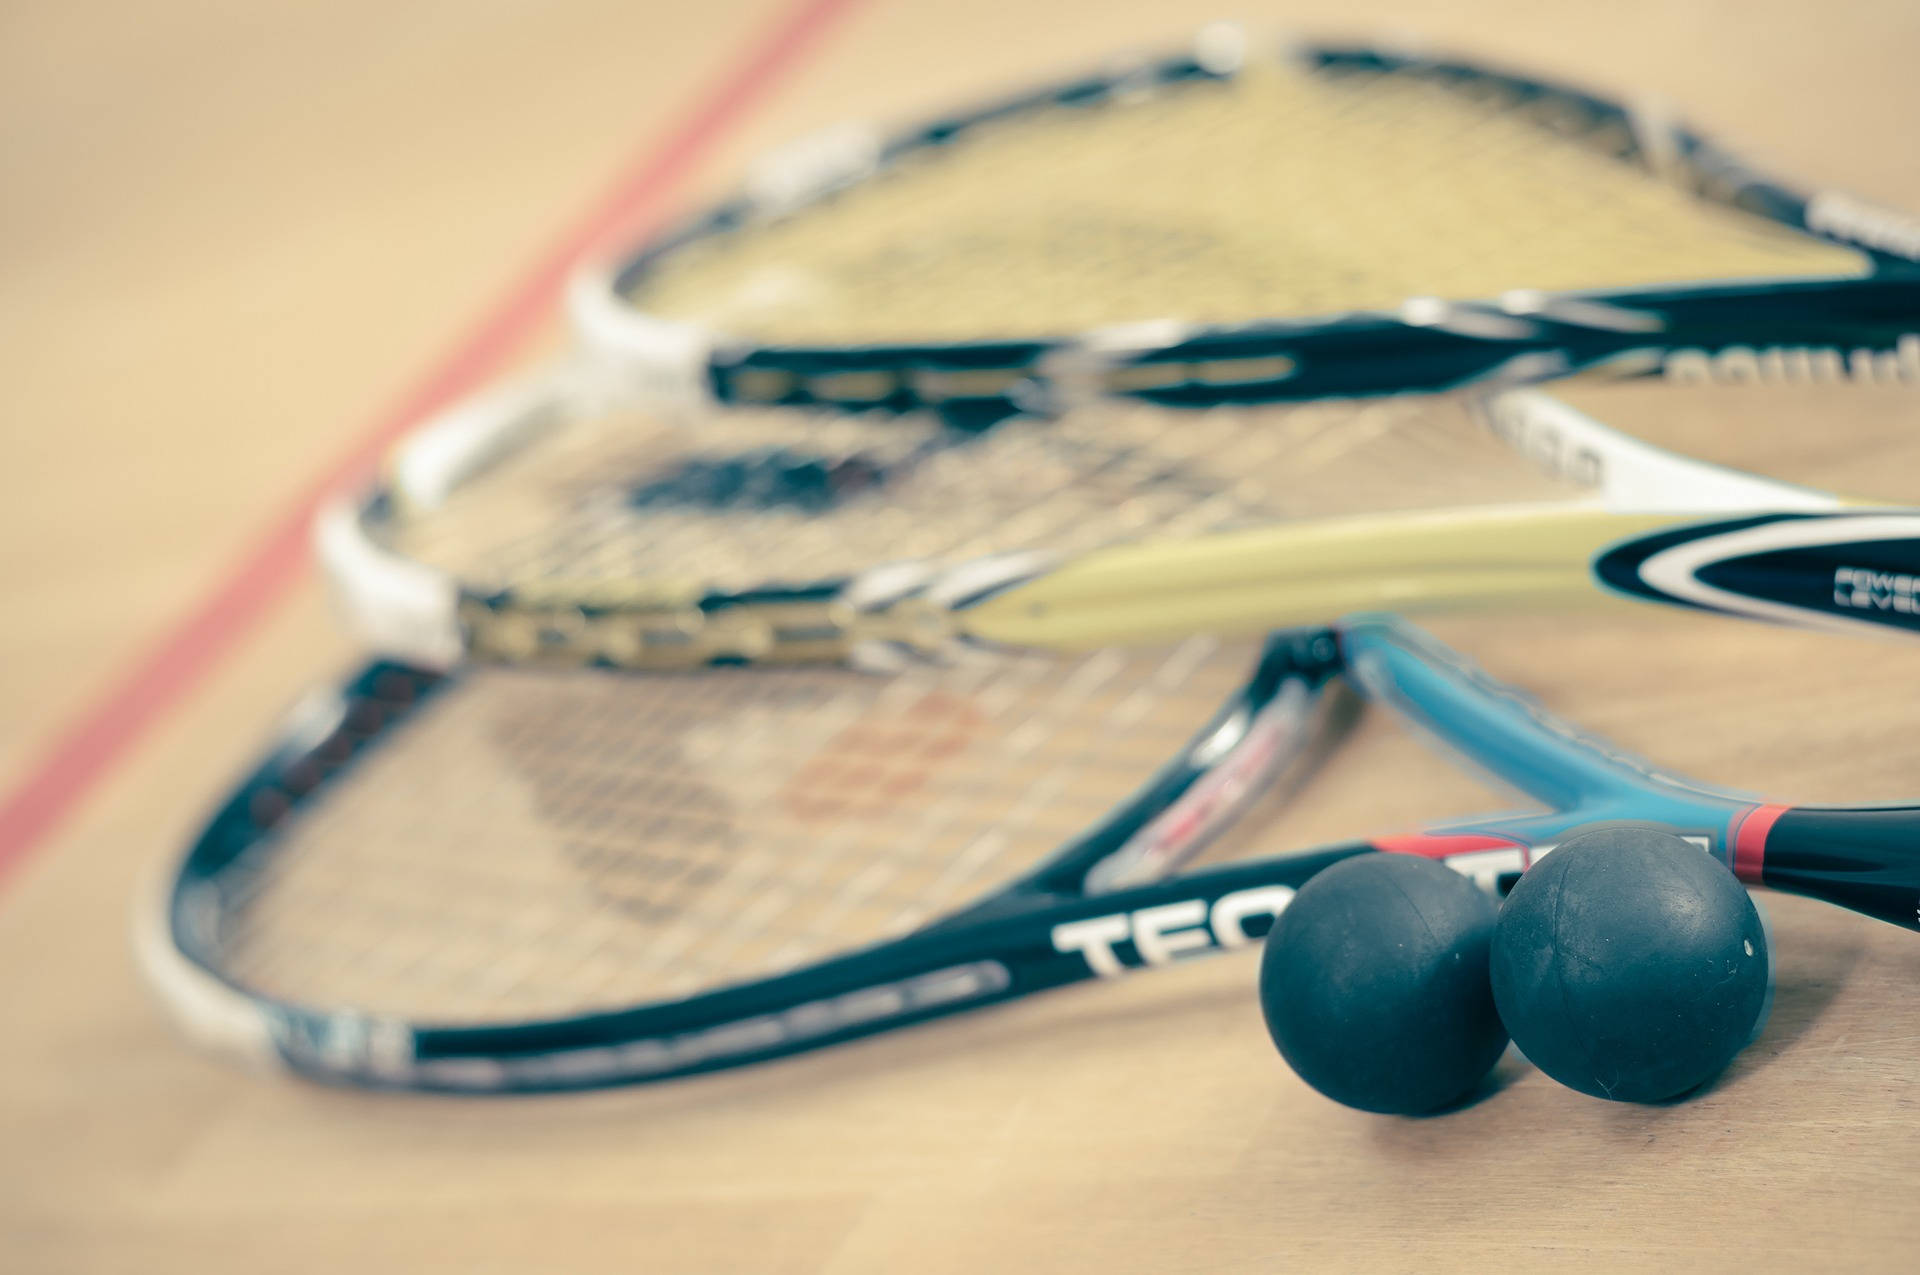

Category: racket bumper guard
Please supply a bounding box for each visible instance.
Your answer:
[314,501,464,669]
[567,267,714,410]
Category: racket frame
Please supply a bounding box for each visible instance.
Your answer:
[567,27,1920,421]
[319,381,1919,672]
[140,616,1920,1091]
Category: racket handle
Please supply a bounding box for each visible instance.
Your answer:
[1754,806,1920,932]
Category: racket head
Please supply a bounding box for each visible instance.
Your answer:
[570,26,1918,420]
[138,631,1348,1090]
[320,363,1577,670]
[143,603,1920,1091]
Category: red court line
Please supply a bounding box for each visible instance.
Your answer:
[0,0,867,887]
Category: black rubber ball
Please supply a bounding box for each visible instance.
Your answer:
[1259,852,1507,1115]
[1491,826,1770,1104]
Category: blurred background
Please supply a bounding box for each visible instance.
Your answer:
[2,3,1916,1271]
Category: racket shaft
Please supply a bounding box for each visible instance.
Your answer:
[457,504,1920,667]
[1347,615,1920,933]
[391,843,1381,1090]
[1083,279,1920,410]
[956,506,1676,650]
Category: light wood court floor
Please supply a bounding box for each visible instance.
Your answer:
[1,2,1917,1271]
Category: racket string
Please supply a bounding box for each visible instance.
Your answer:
[202,636,1269,1021]
[618,638,1223,991]
[624,58,1859,346]
[379,393,1577,666]
[229,397,1589,1016]
[244,384,1829,1027]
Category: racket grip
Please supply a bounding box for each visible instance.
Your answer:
[1758,807,1920,932]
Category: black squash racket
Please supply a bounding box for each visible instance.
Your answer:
[568,26,1920,424]
[139,616,1920,1092]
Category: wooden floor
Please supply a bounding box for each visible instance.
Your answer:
[3,1,1918,1270]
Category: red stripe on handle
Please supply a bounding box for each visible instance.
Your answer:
[1731,803,1789,883]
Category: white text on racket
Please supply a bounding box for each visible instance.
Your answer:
[1050,887,1296,978]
